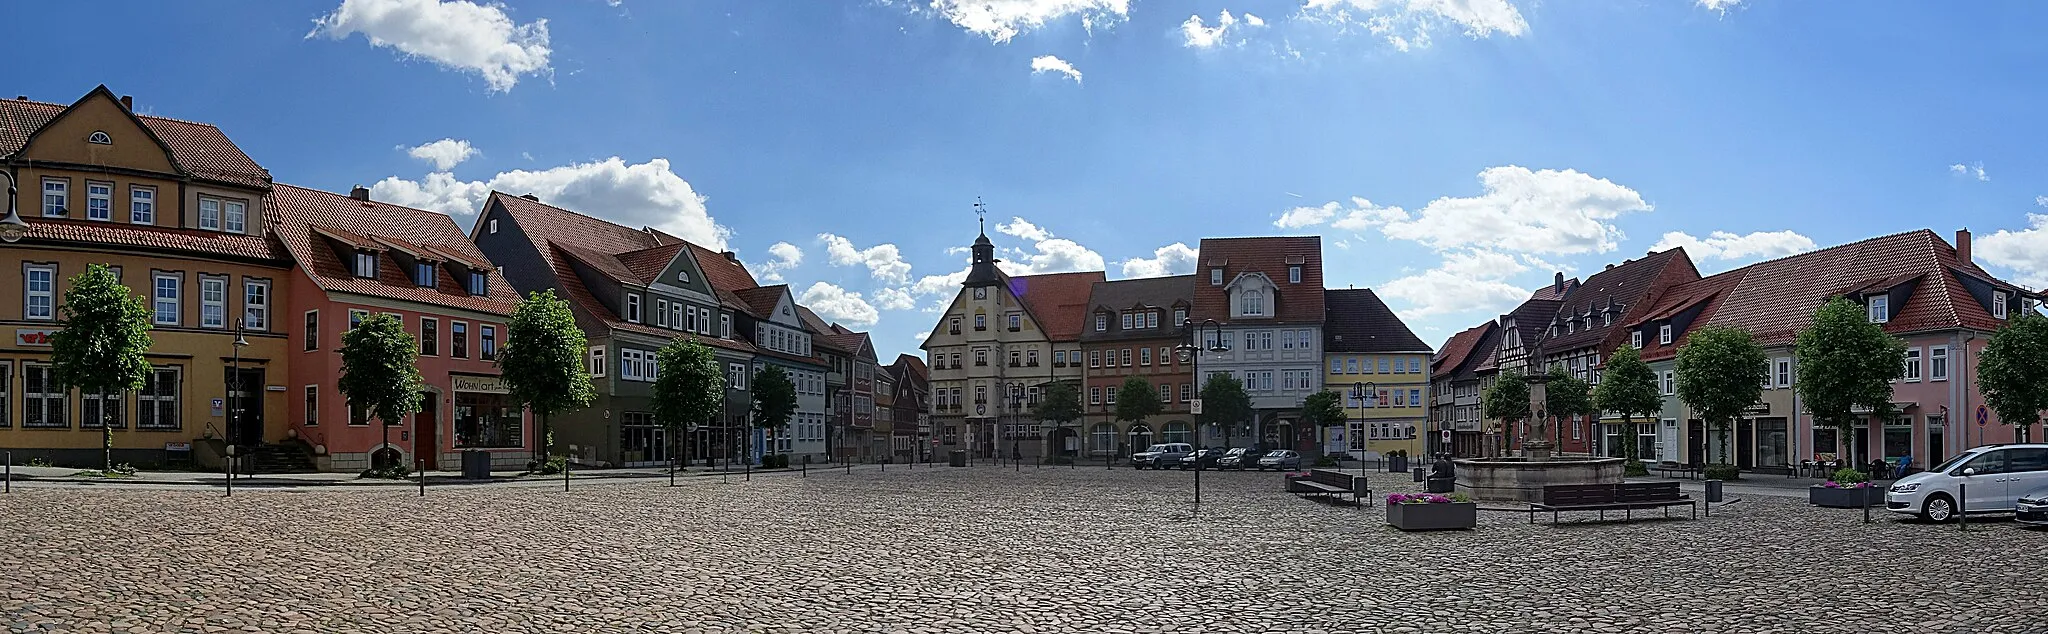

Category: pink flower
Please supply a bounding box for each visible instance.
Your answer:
[1823,481,1840,488]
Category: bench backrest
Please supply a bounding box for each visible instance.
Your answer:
[1308,469,1354,487]
[1540,484,1615,505]
[1614,482,1683,502]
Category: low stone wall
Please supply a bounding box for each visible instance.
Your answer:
[1453,457,1625,502]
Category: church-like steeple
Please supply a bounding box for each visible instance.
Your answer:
[964,199,1004,288]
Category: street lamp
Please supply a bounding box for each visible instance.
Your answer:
[1349,381,1375,472]
[1008,383,1024,472]
[1176,318,1228,516]
[0,170,27,243]
[228,319,249,479]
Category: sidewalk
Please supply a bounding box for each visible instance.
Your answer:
[0,462,891,489]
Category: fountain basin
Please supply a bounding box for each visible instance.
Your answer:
[1453,456,1626,502]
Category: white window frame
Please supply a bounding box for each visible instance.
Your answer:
[1993,292,2008,319]
[23,363,66,428]
[1289,265,1302,283]
[243,279,270,331]
[84,180,112,221]
[656,298,670,327]
[721,314,732,339]
[1631,330,1643,349]
[1868,295,1889,323]
[1661,370,1675,395]
[1210,268,1223,286]
[1930,346,1949,381]
[130,185,155,224]
[1903,347,1921,382]
[25,264,55,321]
[1775,358,1792,388]
[1658,324,1673,345]
[199,275,227,329]
[153,272,181,326]
[198,196,221,230]
[590,346,609,378]
[487,218,499,234]
[1241,289,1265,316]
[224,199,247,233]
[41,177,67,217]
[626,293,642,323]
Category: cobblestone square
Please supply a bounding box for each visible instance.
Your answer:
[1,468,2039,633]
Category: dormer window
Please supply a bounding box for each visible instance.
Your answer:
[1602,313,1612,327]
[1993,292,2008,319]
[627,293,642,323]
[1631,330,1643,349]
[1173,308,1187,326]
[1241,289,1265,316]
[1288,265,1302,284]
[1095,314,1107,332]
[468,271,487,296]
[1868,295,1889,323]
[87,131,112,145]
[1658,324,1673,345]
[414,262,436,288]
[1210,268,1224,286]
[353,251,378,278]
[678,270,691,283]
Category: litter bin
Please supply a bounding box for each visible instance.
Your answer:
[1412,466,1426,483]
[948,450,967,468]
[1426,476,1455,494]
[461,450,491,479]
[1705,479,1724,503]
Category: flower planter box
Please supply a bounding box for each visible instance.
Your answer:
[1386,502,1478,531]
[1809,485,1881,508]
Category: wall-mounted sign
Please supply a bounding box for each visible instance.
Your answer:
[13,328,57,347]
[266,385,287,392]
[210,398,225,417]
[451,374,509,394]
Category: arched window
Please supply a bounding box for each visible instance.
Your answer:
[1240,289,1264,316]
[87,131,111,145]
[1163,421,1193,444]
[1090,423,1117,453]
[1127,423,1153,451]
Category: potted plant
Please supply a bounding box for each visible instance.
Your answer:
[1809,468,1881,508]
[1385,492,1478,531]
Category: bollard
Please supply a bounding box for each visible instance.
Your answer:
[1863,484,1872,524]
[418,460,426,497]
[803,461,808,478]
[4,451,9,494]
[1957,483,1967,532]
[669,457,676,488]
[563,459,570,492]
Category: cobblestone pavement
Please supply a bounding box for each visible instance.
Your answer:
[1,467,2040,633]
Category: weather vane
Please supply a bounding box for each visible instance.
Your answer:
[973,196,988,233]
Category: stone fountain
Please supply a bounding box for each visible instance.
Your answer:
[1453,372,1624,502]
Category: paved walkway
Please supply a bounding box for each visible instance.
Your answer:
[0,461,909,489]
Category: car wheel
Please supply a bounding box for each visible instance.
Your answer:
[1921,494,1956,523]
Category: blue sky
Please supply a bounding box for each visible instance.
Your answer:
[14,0,2048,361]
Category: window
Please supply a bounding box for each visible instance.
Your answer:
[26,264,55,320]
[1008,314,1021,330]
[1241,289,1265,316]
[301,385,320,428]
[1903,348,1921,382]
[480,325,497,360]
[468,271,487,296]
[81,388,124,430]
[41,178,67,216]
[1173,308,1187,326]
[85,181,112,221]
[136,367,181,430]
[1658,324,1673,345]
[675,303,688,331]
[1089,350,1101,368]
[623,294,642,323]
[129,186,155,224]
[1009,349,1020,367]
[1994,292,2009,319]
[655,299,669,327]
[1930,346,1949,381]
[1158,383,1172,402]
[243,279,269,331]
[199,276,227,328]
[410,262,435,288]
[23,364,65,428]
[1140,348,1152,366]
[1394,390,1406,406]
[1775,358,1791,387]
[88,130,111,144]
[1661,370,1675,395]
[1181,383,1193,402]
[353,251,377,278]
[452,322,469,358]
[1378,358,1390,373]
[1027,349,1039,366]
[1054,350,1067,366]
[722,314,732,339]
[1122,349,1133,366]
[1106,386,1118,405]
[1329,358,1342,373]
[974,314,986,330]
[1090,386,1102,405]
[620,349,646,381]
[1210,268,1223,285]
[1161,346,1173,365]
[412,317,438,356]
[488,218,499,234]
[1121,313,1133,330]
[1868,295,1888,323]
[1343,358,1355,373]
[1410,389,1422,407]
[224,200,246,233]
[305,310,320,351]
[1631,330,1643,349]
[153,273,181,325]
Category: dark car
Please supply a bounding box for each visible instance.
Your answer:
[1217,447,1268,470]
[1177,448,1227,470]
[2019,487,2048,527]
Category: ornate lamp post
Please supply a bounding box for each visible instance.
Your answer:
[1349,381,1375,472]
[227,319,249,480]
[1177,318,1229,516]
[0,170,27,243]
[1008,383,1024,472]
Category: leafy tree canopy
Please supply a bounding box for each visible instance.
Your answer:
[653,338,725,434]
[1675,325,1769,431]
[49,264,154,470]
[498,289,595,419]
[1794,297,1906,433]
[1978,312,2048,442]
[1197,373,1253,428]
[1035,380,1084,427]
[1544,366,1596,421]
[1482,371,1530,423]
[752,365,798,430]
[1300,389,1347,427]
[1114,376,1163,424]
[339,313,427,427]
[1593,344,1663,422]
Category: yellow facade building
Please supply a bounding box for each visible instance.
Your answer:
[1321,289,1434,458]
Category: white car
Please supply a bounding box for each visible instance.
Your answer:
[1886,443,2048,522]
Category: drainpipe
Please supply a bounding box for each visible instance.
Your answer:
[1961,331,1976,450]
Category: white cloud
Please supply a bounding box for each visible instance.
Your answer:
[908,266,971,299]
[1120,242,1199,278]
[1302,0,1527,50]
[1377,250,1531,318]
[309,0,551,92]
[819,234,913,284]
[1181,10,1263,48]
[991,217,1104,274]
[798,282,881,328]
[914,330,932,341]
[874,287,918,311]
[1289,167,1648,256]
[756,242,804,283]
[370,156,729,250]
[1975,214,2048,289]
[912,0,1131,43]
[996,217,1051,242]
[1697,0,1740,14]
[1950,162,1990,182]
[403,138,478,171]
[2036,196,2048,208]
[1274,202,1338,228]
[1651,230,1816,262]
[1030,55,1083,84]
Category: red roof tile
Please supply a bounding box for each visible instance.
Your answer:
[618,243,687,284]
[1192,236,1324,324]
[1324,288,1431,353]
[1009,271,1106,342]
[1701,229,2004,345]
[19,216,289,263]
[0,90,270,188]
[1537,248,1696,354]
[1431,322,1497,381]
[268,184,519,315]
[1633,268,1747,362]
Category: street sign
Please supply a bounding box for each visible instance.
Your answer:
[1441,429,1451,444]
[1190,399,1204,415]
[1978,405,1989,426]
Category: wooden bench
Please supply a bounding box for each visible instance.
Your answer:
[1286,469,1371,505]
[1651,461,1701,479]
[1528,482,1697,524]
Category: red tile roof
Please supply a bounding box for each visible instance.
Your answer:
[1632,268,1747,362]
[1192,236,1324,324]
[18,216,289,263]
[1537,248,1695,354]
[1431,322,1498,381]
[268,184,519,315]
[1009,271,1106,342]
[618,243,687,284]
[0,90,271,188]
[1701,229,2015,346]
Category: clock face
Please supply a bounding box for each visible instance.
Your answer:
[974,287,987,299]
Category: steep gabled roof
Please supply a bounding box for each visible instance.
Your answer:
[618,243,688,285]
[1191,236,1324,323]
[1633,267,1748,363]
[1538,248,1696,354]
[1079,275,1195,343]
[19,216,288,263]
[0,87,271,188]
[1009,271,1106,342]
[1324,288,1431,354]
[268,184,518,315]
[1703,229,2018,345]
[1432,322,1498,381]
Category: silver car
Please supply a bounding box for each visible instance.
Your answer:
[1130,443,1193,469]
[1255,449,1301,471]
[2018,487,2048,527]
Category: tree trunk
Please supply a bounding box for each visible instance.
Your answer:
[1716,419,1731,465]
[102,408,113,472]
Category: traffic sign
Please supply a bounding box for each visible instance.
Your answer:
[1978,405,1989,426]
[1190,399,1204,415]
[1441,429,1451,444]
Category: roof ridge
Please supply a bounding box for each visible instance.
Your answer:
[489,190,660,250]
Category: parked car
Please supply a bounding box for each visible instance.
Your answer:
[2018,487,2048,527]
[1217,448,1267,470]
[1177,448,1226,470]
[1256,449,1301,471]
[1886,443,2048,522]
[1130,443,1194,469]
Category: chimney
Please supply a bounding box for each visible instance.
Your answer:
[722,251,738,262]
[1605,263,1615,270]
[1957,228,1972,265]
[519,193,540,202]
[1553,272,1565,293]
[120,95,133,111]
[349,184,370,201]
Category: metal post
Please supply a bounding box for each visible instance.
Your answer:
[418,459,425,497]
[1862,483,1871,523]
[563,458,570,492]
[1957,483,1967,532]
[4,451,9,493]
[225,448,233,498]
[669,455,676,488]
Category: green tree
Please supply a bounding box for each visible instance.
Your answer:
[1593,344,1664,469]
[653,338,724,469]
[1544,366,1596,449]
[1197,373,1253,448]
[751,365,798,462]
[339,313,427,469]
[1483,371,1530,452]
[1976,312,2048,444]
[498,290,596,464]
[48,264,154,471]
[1676,326,1769,471]
[1300,389,1346,428]
[1795,297,1908,467]
[1034,380,1084,460]
[1114,375,1164,435]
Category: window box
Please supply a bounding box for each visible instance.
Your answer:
[1385,499,1478,531]
[1808,484,1881,509]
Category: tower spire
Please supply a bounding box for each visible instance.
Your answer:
[964,196,1002,287]
[974,196,988,237]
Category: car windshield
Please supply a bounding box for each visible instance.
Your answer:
[1144,445,1171,452]
[1930,451,1977,473]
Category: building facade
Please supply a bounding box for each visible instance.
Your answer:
[1189,237,1326,453]
[1533,248,1697,456]
[1322,289,1432,459]
[1078,275,1195,458]
[1430,322,1499,457]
